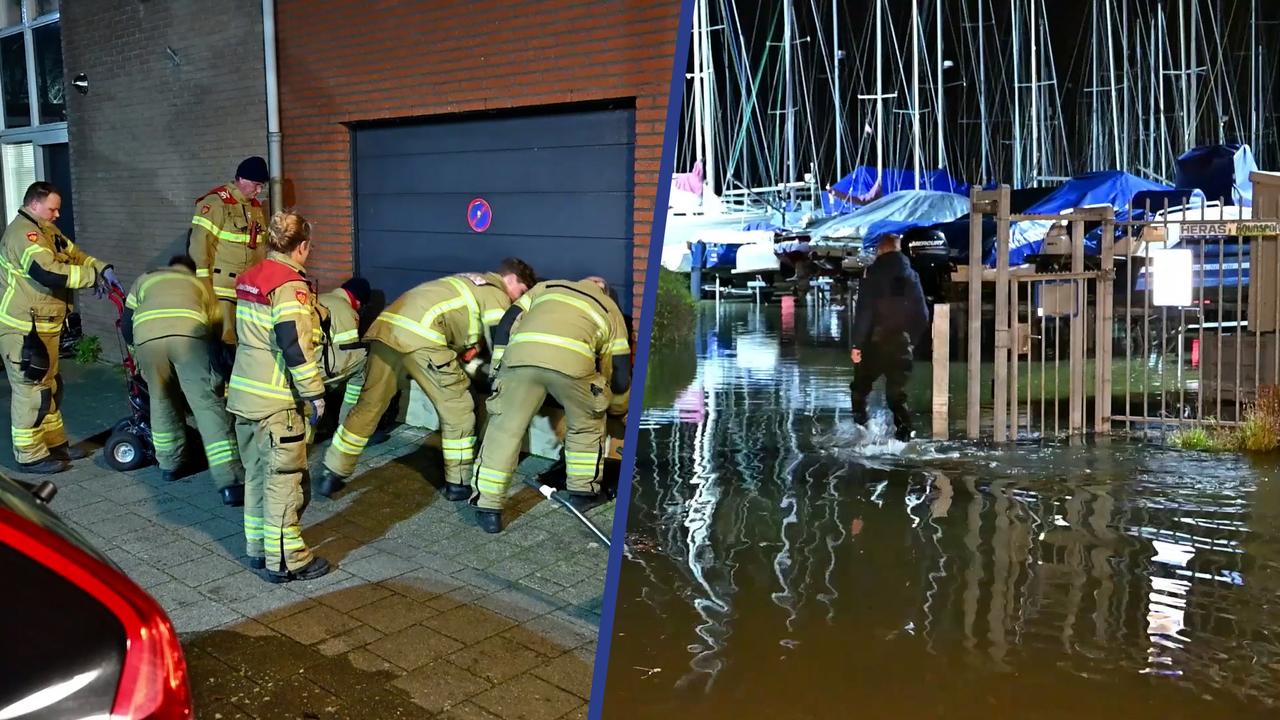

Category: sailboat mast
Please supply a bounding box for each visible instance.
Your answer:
[1122,0,1131,171]
[1152,10,1162,175]
[912,0,922,189]
[935,0,944,171]
[784,0,796,204]
[691,0,705,179]
[1179,0,1189,152]
[1090,0,1099,169]
[1105,0,1121,168]
[978,0,990,184]
[1190,0,1199,149]
[700,0,715,196]
[1030,0,1039,180]
[1012,0,1022,186]
[1160,4,1170,175]
[833,0,842,181]
[1251,0,1259,153]
[875,0,884,185]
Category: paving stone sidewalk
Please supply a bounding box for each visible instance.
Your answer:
[4,362,615,719]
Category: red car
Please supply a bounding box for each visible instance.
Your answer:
[0,474,193,719]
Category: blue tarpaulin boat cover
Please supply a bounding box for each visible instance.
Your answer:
[814,190,971,250]
[997,171,1170,267]
[1174,144,1259,207]
[823,167,970,214]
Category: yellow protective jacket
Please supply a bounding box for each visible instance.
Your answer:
[226,252,325,420]
[122,266,218,348]
[365,272,512,358]
[491,279,631,393]
[317,288,365,384]
[188,183,267,302]
[0,210,106,337]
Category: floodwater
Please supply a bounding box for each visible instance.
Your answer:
[601,300,1280,719]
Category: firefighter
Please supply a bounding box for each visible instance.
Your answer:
[121,254,246,505]
[314,258,538,499]
[189,156,269,381]
[470,276,631,533]
[227,210,329,582]
[0,182,121,474]
[317,277,371,425]
[849,233,930,441]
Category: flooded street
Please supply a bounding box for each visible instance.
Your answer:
[602,301,1280,719]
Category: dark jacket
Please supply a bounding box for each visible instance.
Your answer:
[850,250,930,350]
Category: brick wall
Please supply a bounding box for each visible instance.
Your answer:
[274,0,681,319]
[62,0,267,355]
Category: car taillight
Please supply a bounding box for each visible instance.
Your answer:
[0,508,193,719]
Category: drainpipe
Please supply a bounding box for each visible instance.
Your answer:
[262,0,283,215]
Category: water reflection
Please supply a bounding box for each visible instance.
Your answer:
[608,302,1280,719]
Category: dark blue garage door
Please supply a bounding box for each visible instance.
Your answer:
[353,106,636,310]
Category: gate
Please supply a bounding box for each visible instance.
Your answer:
[963,173,1280,441]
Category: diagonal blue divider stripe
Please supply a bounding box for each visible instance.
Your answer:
[588,2,696,717]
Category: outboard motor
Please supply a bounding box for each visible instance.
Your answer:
[902,227,952,304]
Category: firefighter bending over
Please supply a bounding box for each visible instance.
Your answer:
[470,276,631,533]
[122,254,247,505]
[314,259,537,500]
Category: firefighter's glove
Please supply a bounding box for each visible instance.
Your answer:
[94,265,122,300]
[307,397,326,426]
[102,266,124,294]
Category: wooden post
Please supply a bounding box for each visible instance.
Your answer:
[967,187,984,440]
[1070,217,1086,434]
[933,303,950,440]
[993,185,1012,442]
[1096,209,1115,434]
[1009,274,1020,439]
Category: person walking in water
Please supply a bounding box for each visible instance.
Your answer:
[849,232,930,441]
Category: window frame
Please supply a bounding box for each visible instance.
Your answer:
[0,5,62,139]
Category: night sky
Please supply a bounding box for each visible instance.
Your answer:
[680,0,1280,192]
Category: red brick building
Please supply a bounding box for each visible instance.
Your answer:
[276,0,680,317]
[64,0,681,349]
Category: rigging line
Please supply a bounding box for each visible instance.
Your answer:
[1043,0,1071,180]
[734,0,776,189]
[794,3,825,190]
[1210,0,1243,147]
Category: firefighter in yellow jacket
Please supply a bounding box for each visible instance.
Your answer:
[470,277,631,533]
[316,278,370,425]
[227,210,330,583]
[189,157,269,373]
[0,182,121,474]
[315,259,537,499]
[122,255,246,505]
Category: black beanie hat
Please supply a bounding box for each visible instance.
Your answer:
[235,156,269,183]
[341,277,372,306]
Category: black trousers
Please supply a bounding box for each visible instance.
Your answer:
[850,335,913,438]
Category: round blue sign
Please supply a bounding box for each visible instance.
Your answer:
[467,198,492,233]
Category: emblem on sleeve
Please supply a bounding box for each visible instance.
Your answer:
[295,289,309,305]
[200,205,211,215]
[25,232,39,243]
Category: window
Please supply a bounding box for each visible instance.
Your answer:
[0,2,60,131]
[32,22,59,123]
[0,1,20,30]
[2,141,33,218]
[26,0,56,20]
[0,32,28,129]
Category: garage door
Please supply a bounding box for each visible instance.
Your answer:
[353,106,636,312]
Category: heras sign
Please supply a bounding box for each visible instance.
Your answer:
[467,198,492,233]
